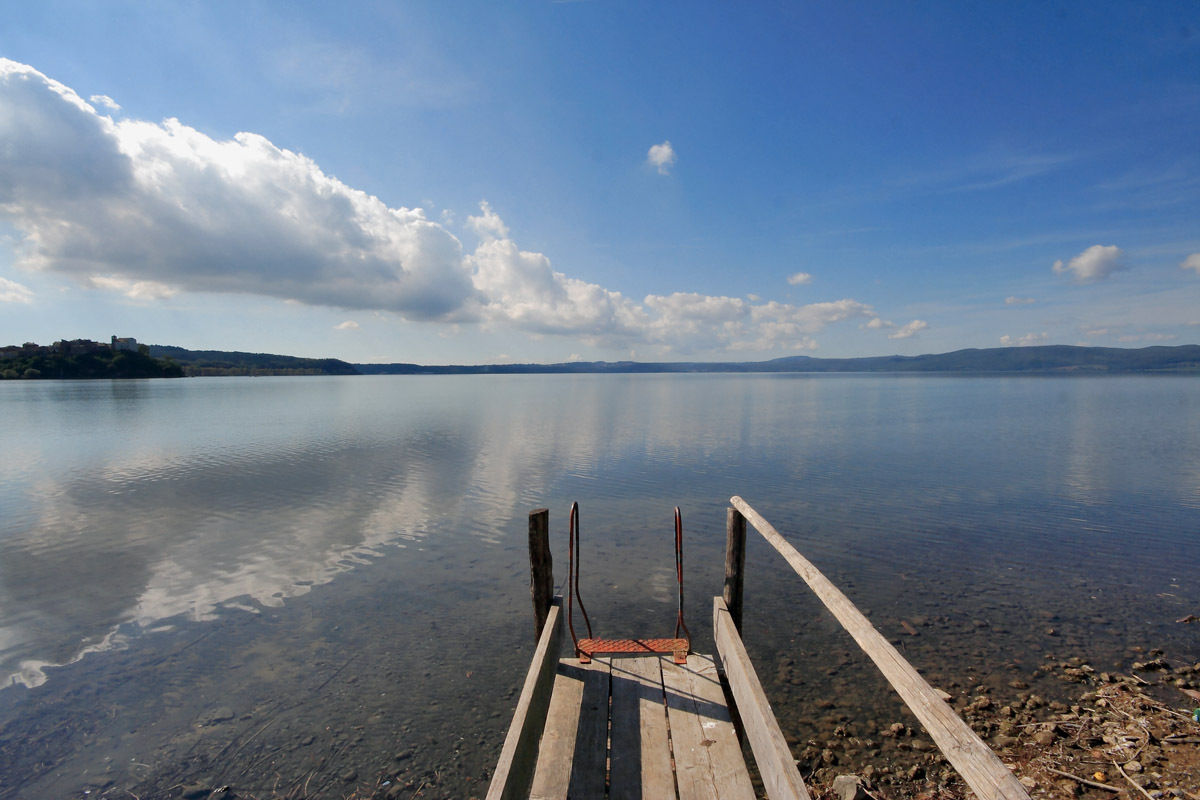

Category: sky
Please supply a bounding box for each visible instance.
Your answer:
[1,2,1198,364]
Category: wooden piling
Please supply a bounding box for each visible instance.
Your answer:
[528,508,553,640]
[724,506,747,633]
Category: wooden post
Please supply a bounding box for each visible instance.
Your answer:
[724,506,746,633]
[528,508,553,640]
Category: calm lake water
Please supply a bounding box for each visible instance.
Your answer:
[1,374,1198,798]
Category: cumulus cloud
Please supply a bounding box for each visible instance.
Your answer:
[888,319,928,339]
[334,320,359,330]
[88,275,178,300]
[0,58,476,320]
[0,59,887,356]
[786,271,812,286]
[647,140,676,175]
[863,317,927,338]
[88,93,120,112]
[1118,332,1176,343]
[1005,296,1035,305]
[0,276,33,303]
[1052,245,1124,283]
[1000,332,1048,346]
[1182,253,1200,274]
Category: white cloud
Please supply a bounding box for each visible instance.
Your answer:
[0,58,476,320]
[1005,296,1035,305]
[1000,332,1048,346]
[1052,245,1124,283]
[647,140,676,175]
[88,93,120,112]
[0,59,887,357]
[888,319,928,339]
[865,317,889,330]
[786,271,812,286]
[1182,253,1200,274]
[466,200,510,240]
[334,320,359,330]
[1117,332,1176,343]
[0,276,33,303]
[88,275,178,300]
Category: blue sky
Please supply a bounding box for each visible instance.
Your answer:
[1,1,1198,363]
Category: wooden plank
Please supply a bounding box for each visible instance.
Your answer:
[529,660,587,800]
[609,656,676,800]
[487,599,564,800]
[662,655,755,800]
[724,506,747,633]
[529,508,553,640]
[730,496,1032,800]
[713,597,812,800]
[567,658,610,799]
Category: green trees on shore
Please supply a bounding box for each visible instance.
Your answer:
[0,348,184,380]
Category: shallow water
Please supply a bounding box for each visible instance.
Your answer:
[0,374,1197,798]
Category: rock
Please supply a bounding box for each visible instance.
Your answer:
[198,707,235,726]
[832,774,868,800]
[1125,760,1143,773]
[340,768,358,783]
[1057,778,1081,796]
[181,784,210,800]
[1033,728,1056,746]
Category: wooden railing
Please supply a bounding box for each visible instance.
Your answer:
[726,496,1031,800]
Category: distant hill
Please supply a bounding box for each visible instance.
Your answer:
[354,344,1200,375]
[147,346,359,377]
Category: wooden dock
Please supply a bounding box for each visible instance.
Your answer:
[487,500,1032,800]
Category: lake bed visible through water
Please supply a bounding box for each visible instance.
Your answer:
[1,374,1197,798]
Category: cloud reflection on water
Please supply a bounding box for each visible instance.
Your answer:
[2,374,1198,688]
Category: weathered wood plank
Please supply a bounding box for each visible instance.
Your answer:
[610,656,675,800]
[528,659,586,800]
[567,658,610,799]
[487,599,564,800]
[730,496,1032,800]
[663,655,755,800]
[713,597,812,800]
[529,508,553,640]
[725,507,747,633]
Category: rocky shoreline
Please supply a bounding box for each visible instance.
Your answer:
[796,650,1200,800]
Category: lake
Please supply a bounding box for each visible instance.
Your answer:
[1,374,1198,798]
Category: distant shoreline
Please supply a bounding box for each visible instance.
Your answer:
[3,342,1199,379]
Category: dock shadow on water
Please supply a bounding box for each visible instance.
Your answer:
[0,374,1198,798]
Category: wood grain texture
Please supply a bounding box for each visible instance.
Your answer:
[730,496,1032,800]
[528,508,553,640]
[487,599,564,800]
[662,655,755,800]
[724,507,747,633]
[528,660,586,800]
[714,597,812,800]
[567,659,610,799]
[609,656,676,800]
